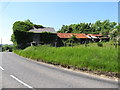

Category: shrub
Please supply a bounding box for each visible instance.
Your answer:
[118,38,120,46]
[97,42,103,47]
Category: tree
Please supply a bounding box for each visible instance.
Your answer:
[109,29,120,41]
[24,19,33,25]
[67,35,78,47]
[58,20,117,37]
[34,24,44,29]
[13,21,33,32]
[62,40,67,47]
[2,44,13,52]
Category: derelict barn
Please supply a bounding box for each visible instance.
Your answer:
[57,33,89,45]
[27,27,108,47]
[16,26,109,49]
[29,27,106,47]
[29,27,57,46]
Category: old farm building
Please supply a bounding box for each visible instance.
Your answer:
[29,27,105,46]
[57,33,89,44]
[17,27,108,48]
[29,27,57,46]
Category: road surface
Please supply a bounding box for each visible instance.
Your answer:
[0,52,118,89]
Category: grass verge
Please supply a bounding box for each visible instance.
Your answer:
[14,44,118,77]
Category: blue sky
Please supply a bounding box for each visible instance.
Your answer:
[0,2,118,44]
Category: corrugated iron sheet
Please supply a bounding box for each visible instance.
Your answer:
[87,34,102,37]
[57,33,88,38]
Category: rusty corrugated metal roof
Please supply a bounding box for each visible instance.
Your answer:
[87,34,102,37]
[57,33,88,38]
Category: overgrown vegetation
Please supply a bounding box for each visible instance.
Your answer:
[11,19,44,49]
[2,44,13,52]
[97,42,103,47]
[58,20,119,36]
[14,42,118,73]
[39,32,57,45]
[11,19,120,49]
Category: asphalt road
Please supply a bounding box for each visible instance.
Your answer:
[0,52,118,89]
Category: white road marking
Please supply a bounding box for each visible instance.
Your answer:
[10,75,33,88]
[0,66,4,71]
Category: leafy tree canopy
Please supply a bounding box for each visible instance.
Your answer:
[13,21,33,32]
[13,19,44,32]
[2,44,13,52]
[58,20,118,37]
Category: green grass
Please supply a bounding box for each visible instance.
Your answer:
[14,42,118,73]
